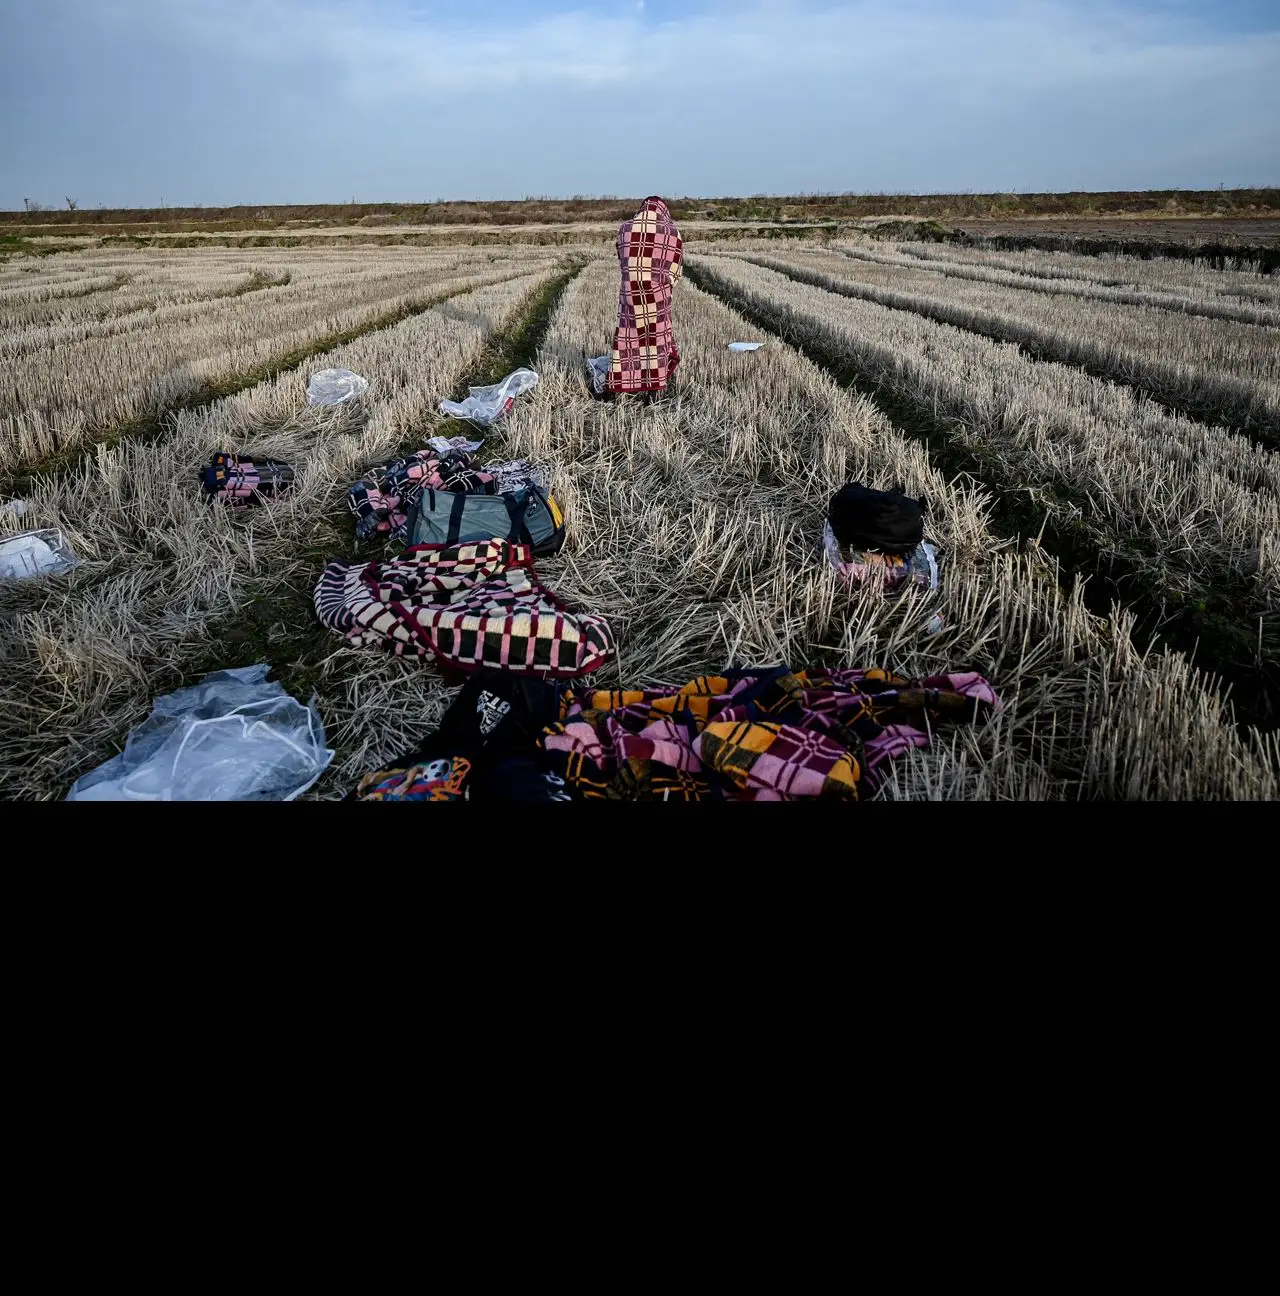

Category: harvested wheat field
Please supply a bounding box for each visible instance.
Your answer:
[3,235,1280,800]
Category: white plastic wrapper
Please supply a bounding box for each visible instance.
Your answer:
[428,435,485,454]
[307,368,370,406]
[440,368,539,427]
[0,529,78,580]
[66,665,334,801]
[728,342,764,352]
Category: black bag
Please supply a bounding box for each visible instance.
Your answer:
[828,483,925,553]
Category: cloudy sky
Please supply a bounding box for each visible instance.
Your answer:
[2,0,1277,208]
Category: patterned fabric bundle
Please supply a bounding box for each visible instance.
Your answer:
[823,521,939,594]
[541,666,1000,801]
[606,197,684,395]
[314,539,615,678]
[358,756,473,802]
[346,448,494,543]
[200,453,294,509]
[347,448,549,543]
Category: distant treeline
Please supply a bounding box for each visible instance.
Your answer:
[3,189,1276,233]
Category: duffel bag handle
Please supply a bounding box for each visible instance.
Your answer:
[502,491,534,545]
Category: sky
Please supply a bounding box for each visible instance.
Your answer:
[1,0,1278,209]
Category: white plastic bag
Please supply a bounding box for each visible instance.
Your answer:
[586,355,611,395]
[0,529,78,580]
[308,368,369,406]
[728,342,764,352]
[440,369,539,427]
[66,664,334,801]
[0,497,26,519]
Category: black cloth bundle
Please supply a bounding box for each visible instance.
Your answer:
[828,483,925,554]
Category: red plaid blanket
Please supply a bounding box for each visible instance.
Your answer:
[314,539,615,679]
[606,197,684,395]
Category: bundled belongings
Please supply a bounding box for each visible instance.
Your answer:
[440,369,539,428]
[824,482,938,596]
[314,539,614,678]
[201,453,295,509]
[540,665,999,801]
[66,665,333,801]
[354,670,572,803]
[823,525,939,595]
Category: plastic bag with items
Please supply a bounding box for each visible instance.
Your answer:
[0,529,78,581]
[307,368,369,407]
[586,355,611,396]
[440,368,539,427]
[66,664,334,801]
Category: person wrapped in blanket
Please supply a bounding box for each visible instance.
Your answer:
[601,196,684,402]
[346,444,552,545]
[354,663,999,802]
[200,452,294,509]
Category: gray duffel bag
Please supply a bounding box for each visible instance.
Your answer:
[407,483,565,557]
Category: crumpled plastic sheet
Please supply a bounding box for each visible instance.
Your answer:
[66,664,335,801]
[308,368,370,406]
[0,497,26,519]
[428,435,484,455]
[440,369,538,427]
[0,529,78,580]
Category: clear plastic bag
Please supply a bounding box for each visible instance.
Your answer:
[586,355,611,395]
[308,368,370,406]
[0,528,78,580]
[66,665,334,801]
[440,369,539,427]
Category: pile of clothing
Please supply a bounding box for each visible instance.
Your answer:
[200,453,295,509]
[357,672,570,802]
[824,482,938,596]
[352,663,999,802]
